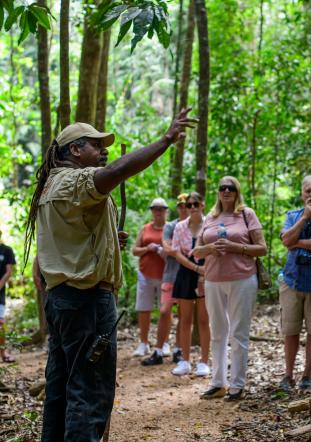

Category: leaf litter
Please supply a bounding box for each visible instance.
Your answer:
[0,305,310,441]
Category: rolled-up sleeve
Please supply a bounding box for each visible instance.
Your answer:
[68,167,109,207]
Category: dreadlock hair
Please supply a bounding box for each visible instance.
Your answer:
[23,137,88,269]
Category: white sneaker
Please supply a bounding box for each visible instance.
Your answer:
[172,360,191,376]
[133,342,150,357]
[194,361,210,377]
[162,342,171,357]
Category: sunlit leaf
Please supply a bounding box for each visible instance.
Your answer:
[29,4,51,30]
[4,5,25,31]
[115,19,132,47]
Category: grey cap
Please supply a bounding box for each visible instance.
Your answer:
[149,197,168,208]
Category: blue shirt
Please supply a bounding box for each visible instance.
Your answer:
[162,219,180,283]
[282,208,311,293]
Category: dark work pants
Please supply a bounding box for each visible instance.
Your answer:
[41,284,117,442]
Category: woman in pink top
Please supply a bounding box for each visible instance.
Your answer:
[192,176,267,401]
[171,192,210,377]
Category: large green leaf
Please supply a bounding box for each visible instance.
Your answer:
[153,12,170,49]
[115,19,132,47]
[26,10,37,33]
[4,5,24,31]
[98,4,128,31]
[0,5,4,30]
[29,4,51,30]
[131,6,154,53]
[120,6,141,25]
[2,0,13,12]
[18,10,29,45]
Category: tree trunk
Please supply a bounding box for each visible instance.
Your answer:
[194,0,210,199]
[59,0,71,128]
[76,19,103,125]
[95,29,111,131]
[249,0,264,208]
[171,0,195,197]
[172,0,184,119]
[37,0,51,156]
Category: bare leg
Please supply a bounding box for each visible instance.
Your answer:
[156,302,172,348]
[179,300,193,361]
[0,320,5,359]
[196,298,210,364]
[139,311,151,344]
[284,335,300,378]
[175,304,181,348]
[304,333,311,377]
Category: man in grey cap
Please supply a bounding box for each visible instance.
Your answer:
[24,109,196,442]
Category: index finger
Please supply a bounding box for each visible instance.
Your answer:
[177,107,192,119]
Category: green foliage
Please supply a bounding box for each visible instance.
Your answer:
[0,0,53,44]
[90,0,171,52]
[0,0,310,327]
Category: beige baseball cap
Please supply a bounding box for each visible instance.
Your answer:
[56,122,115,147]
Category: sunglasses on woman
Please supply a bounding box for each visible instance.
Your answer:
[219,185,237,193]
[186,201,200,209]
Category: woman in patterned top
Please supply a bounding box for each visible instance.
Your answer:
[171,192,210,376]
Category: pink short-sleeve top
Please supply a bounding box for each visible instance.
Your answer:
[172,216,205,256]
[199,207,262,282]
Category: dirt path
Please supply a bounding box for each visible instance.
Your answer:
[1,305,311,441]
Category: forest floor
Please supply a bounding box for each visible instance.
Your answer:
[1,304,311,442]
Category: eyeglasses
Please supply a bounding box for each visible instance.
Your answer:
[177,203,186,209]
[219,185,237,193]
[150,206,167,211]
[186,201,200,209]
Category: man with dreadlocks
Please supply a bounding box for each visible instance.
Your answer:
[24,108,197,442]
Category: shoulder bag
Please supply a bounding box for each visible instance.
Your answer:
[242,210,272,290]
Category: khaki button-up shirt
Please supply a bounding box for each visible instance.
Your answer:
[37,167,122,291]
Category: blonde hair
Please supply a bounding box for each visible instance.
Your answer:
[210,176,246,217]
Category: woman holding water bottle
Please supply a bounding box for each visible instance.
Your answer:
[192,176,267,401]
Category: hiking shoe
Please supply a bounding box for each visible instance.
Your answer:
[224,389,244,402]
[133,342,150,357]
[200,387,226,400]
[194,362,210,377]
[141,351,163,366]
[162,342,171,357]
[279,375,295,393]
[172,360,191,376]
[299,376,311,390]
[172,349,183,364]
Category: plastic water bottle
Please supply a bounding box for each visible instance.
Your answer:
[217,223,227,239]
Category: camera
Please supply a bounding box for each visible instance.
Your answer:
[295,221,311,265]
[296,252,311,265]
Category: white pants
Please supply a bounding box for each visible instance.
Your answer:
[205,274,257,389]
